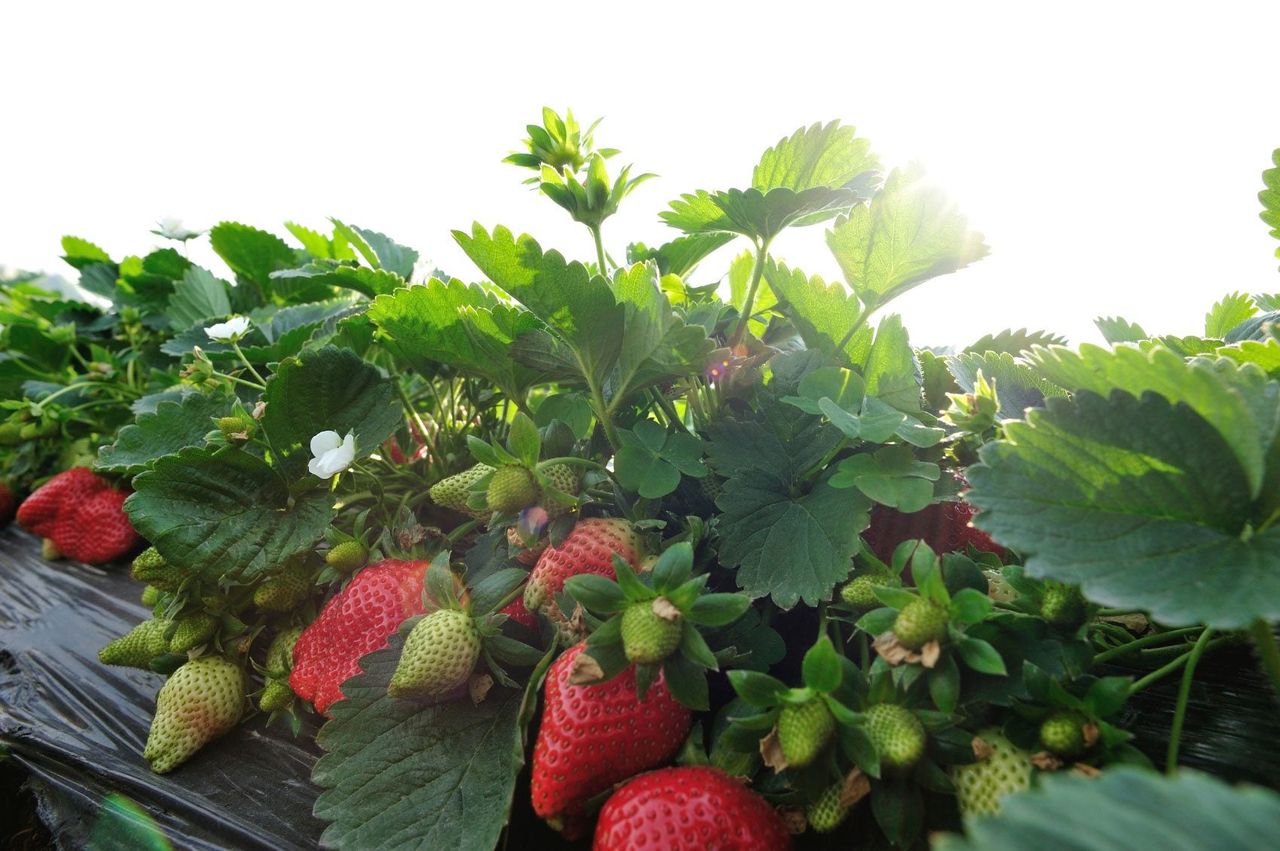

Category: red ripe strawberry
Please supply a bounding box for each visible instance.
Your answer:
[500,597,538,631]
[289,558,428,714]
[0,481,16,525]
[523,518,640,623]
[531,642,691,838]
[594,766,791,851]
[16,467,140,564]
[862,484,1003,564]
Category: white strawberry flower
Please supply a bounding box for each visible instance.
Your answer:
[308,430,356,479]
[205,316,251,343]
[152,217,203,241]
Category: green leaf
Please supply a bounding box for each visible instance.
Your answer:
[934,768,1280,851]
[650,541,694,590]
[830,445,939,513]
[96,391,230,475]
[863,314,921,412]
[1027,346,1278,498]
[967,386,1280,628]
[928,654,961,714]
[313,632,524,851]
[727,670,788,708]
[209,222,297,291]
[367,278,545,403]
[955,635,1007,675]
[1262,149,1280,262]
[60,235,113,270]
[687,593,750,627]
[827,164,988,311]
[753,121,879,193]
[166,266,232,331]
[663,653,710,711]
[1205,292,1258,338]
[627,233,736,277]
[1094,316,1149,344]
[506,412,541,468]
[271,263,405,299]
[335,221,419,279]
[948,588,993,625]
[949,351,1067,420]
[763,260,872,366]
[717,466,870,608]
[615,421,708,499]
[661,186,865,243]
[469,568,529,616]
[262,345,402,478]
[126,447,334,583]
[801,636,842,693]
[965,328,1068,355]
[564,574,627,613]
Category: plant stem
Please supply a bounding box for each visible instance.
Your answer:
[728,237,770,349]
[1249,619,1280,694]
[590,225,608,274]
[1129,650,1197,695]
[589,384,621,450]
[1165,627,1215,775]
[231,342,268,386]
[32,382,98,409]
[446,519,482,545]
[1092,626,1204,663]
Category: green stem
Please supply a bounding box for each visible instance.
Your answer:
[1092,626,1204,663]
[231,342,269,387]
[32,382,98,409]
[1097,607,1146,617]
[590,225,608,274]
[1129,650,1197,695]
[728,237,770,348]
[589,384,621,450]
[1249,619,1280,694]
[395,377,440,467]
[213,371,266,392]
[446,519,482,545]
[1165,627,1215,774]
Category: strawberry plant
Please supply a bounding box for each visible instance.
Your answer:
[1,119,1278,850]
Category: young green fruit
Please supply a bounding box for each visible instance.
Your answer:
[620,600,682,664]
[1041,582,1087,629]
[807,782,851,834]
[143,655,245,774]
[864,703,926,769]
[1039,711,1086,757]
[428,463,494,517]
[777,698,836,769]
[131,547,184,589]
[99,618,171,668]
[253,559,312,613]
[259,626,304,713]
[950,728,1033,817]
[893,598,949,650]
[325,540,368,573]
[169,612,218,654]
[539,463,581,517]
[487,465,540,514]
[388,610,481,701]
[140,585,163,607]
[840,568,901,609]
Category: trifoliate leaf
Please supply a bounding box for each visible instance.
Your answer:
[830,445,940,512]
[949,351,1066,420]
[717,466,870,608]
[328,221,419,279]
[826,165,988,311]
[626,233,735,277]
[1204,292,1257,339]
[1260,148,1280,266]
[1216,338,1280,376]
[126,446,334,582]
[1027,347,1279,498]
[262,345,402,478]
[313,631,524,851]
[934,768,1280,851]
[763,260,873,366]
[271,263,405,299]
[965,328,1068,355]
[864,314,921,412]
[967,387,1280,628]
[96,390,230,475]
[60,235,113,270]
[753,121,880,193]
[1224,311,1280,343]
[661,186,864,243]
[367,278,545,402]
[166,266,232,331]
[1094,316,1148,345]
[706,407,841,482]
[209,222,297,291]
[614,420,707,499]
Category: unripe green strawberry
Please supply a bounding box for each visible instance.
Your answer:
[259,626,303,712]
[143,655,245,774]
[169,612,218,654]
[0,421,22,446]
[325,540,368,574]
[487,464,540,514]
[807,782,850,833]
[893,598,949,650]
[1041,582,1087,629]
[131,547,184,589]
[253,559,312,613]
[864,703,926,769]
[100,618,171,668]
[620,600,682,664]
[388,610,481,701]
[140,584,163,607]
[429,463,494,516]
[699,474,725,506]
[950,728,1033,816]
[540,463,580,518]
[840,568,901,609]
[216,414,255,441]
[777,698,835,768]
[1039,711,1086,756]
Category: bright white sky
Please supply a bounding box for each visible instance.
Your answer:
[3,1,1279,347]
